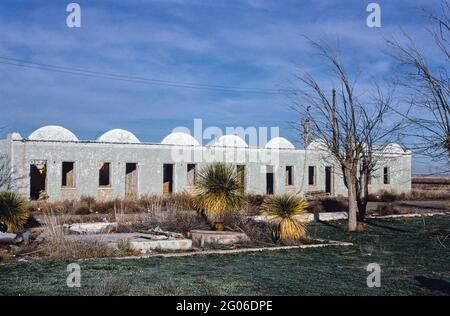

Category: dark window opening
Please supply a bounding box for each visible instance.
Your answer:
[99,162,111,187]
[383,167,390,185]
[308,166,316,185]
[62,162,75,187]
[266,165,274,195]
[286,166,294,186]
[163,164,174,193]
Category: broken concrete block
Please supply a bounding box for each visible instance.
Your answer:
[0,232,17,243]
[65,222,118,234]
[190,230,249,247]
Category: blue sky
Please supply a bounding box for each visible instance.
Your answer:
[0,0,443,173]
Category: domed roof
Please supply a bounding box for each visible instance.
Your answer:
[28,125,79,141]
[96,129,140,143]
[211,135,248,148]
[382,143,405,154]
[307,140,327,151]
[161,132,200,146]
[265,137,295,149]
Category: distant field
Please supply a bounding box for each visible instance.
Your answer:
[412,176,450,192]
[1,216,449,296]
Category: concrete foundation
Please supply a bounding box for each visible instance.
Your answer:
[65,232,192,252]
[190,230,250,247]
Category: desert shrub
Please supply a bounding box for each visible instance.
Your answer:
[241,219,273,244]
[140,194,164,213]
[219,212,274,244]
[374,204,400,216]
[245,194,265,215]
[0,191,29,232]
[194,163,246,223]
[165,192,196,212]
[306,196,348,213]
[117,239,140,256]
[368,190,399,202]
[260,194,308,241]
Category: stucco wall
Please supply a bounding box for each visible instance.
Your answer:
[4,139,412,201]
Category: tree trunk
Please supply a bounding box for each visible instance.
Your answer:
[356,169,369,221]
[346,168,358,231]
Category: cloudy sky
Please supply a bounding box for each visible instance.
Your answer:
[0,0,443,173]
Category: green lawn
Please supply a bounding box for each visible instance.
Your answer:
[1,215,450,296]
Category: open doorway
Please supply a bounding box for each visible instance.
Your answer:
[30,161,47,200]
[163,164,174,194]
[266,165,274,195]
[125,163,138,198]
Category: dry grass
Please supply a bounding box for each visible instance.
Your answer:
[39,211,116,259]
[369,189,450,202]
[28,193,197,216]
[112,209,209,235]
[117,239,140,256]
[374,204,400,216]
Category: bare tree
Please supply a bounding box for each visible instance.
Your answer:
[386,0,450,163]
[291,41,399,231]
[0,153,15,191]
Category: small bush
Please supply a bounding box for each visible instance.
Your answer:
[260,195,308,241]
[374,204,400,216]
[0,192,29,232]
[117,239,140,256]
[307,196,348,213]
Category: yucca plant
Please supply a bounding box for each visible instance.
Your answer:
[194,163,246,229]
[0,191,29,232]
[260,194,308,241]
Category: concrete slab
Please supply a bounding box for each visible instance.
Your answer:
[64,232,192,252]
[0,232,17,243]
[252,212,349,223]
[64,222,117,234]
[190,230,249,247]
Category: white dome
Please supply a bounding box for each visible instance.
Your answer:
[9,133,23,140]
[28,125,78,141]
[382,143,405,154]
[161,132,200,146]
[96,129,140,143]
[265,137,295,149]
[211,135,248,148]
[307,140,327,151]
